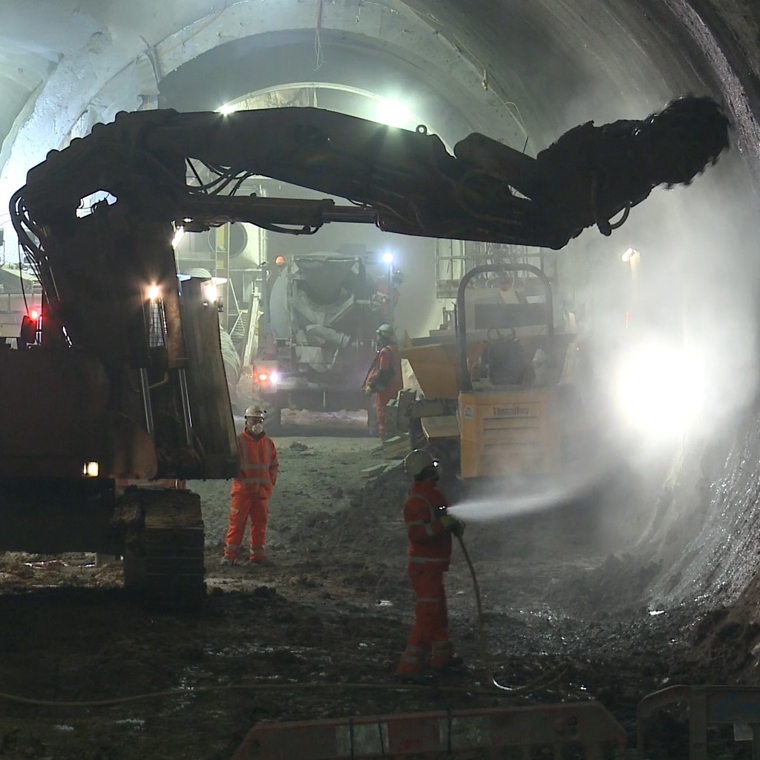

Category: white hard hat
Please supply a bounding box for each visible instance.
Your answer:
[377,324,395,338]
[404,449,439,477]
[245,405,266,418]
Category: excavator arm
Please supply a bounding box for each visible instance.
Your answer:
[14,96,728,252]
[7,97,730,375]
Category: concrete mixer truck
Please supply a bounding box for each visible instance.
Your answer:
[252,252,387,430]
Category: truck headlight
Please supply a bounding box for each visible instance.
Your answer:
[256,370,280,386]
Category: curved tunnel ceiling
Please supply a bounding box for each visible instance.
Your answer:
[3,0,760,611]
[157,30,487,147]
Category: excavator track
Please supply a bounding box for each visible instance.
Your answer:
[119,487,206,611]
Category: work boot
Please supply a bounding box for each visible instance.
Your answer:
[248,555,271,565]
[221,556,239,567]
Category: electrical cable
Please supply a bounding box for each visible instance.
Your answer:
[0,679,528,709]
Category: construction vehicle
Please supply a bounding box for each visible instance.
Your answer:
[0,265,42,346]
[404,262,593,491]
[252,251,386,430]
[0,97,727,606]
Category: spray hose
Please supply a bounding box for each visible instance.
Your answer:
[455,533,568,694]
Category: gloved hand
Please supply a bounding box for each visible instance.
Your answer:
[441,515,465,537]
[364,385,374,396]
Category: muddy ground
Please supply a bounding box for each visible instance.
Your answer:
[0,410,758,759]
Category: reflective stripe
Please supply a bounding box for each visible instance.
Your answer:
[237,434,277,483]
[417,597,440,604]
[409,556,448,564]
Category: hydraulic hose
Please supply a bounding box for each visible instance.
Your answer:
[456,533,568,694]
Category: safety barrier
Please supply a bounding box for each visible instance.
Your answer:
[637,684,760,760]
[232,701,626,759]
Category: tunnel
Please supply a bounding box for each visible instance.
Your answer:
[2,0,760,756]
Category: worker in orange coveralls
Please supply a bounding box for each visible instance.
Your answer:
[396,449,465,681]
[222,405,279,566]
[363,324,403,439]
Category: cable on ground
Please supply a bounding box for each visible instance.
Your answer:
[0,678,543,709]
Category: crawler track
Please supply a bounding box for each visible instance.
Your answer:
[121,487,205,610]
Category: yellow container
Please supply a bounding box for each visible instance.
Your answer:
[403,342,485,400]
[459,389,560,479]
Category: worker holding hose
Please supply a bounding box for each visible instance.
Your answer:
[396,449,465,681]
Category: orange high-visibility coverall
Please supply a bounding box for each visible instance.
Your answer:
[366,342,403,438]
[396,479,454,675]
[224,430,278,562]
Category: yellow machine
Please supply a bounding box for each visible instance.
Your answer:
[405,263,585,484]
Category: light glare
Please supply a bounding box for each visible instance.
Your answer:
[614,341,704,438]
[202,281,219,303]
[82,461,99,477]
[172,227,185,248]
[375,99,410,128]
